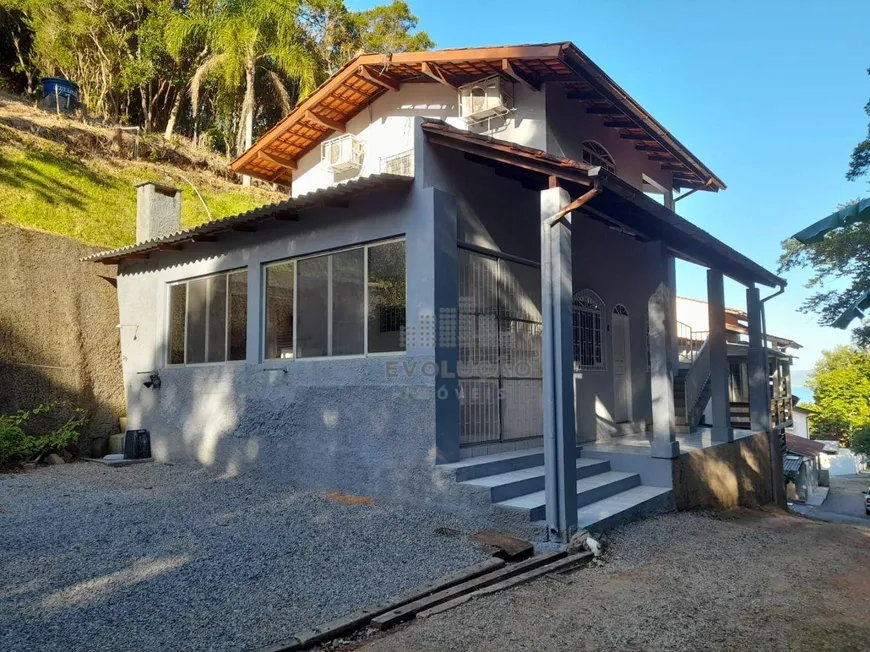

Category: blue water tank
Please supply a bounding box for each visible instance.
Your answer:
[41,77,80,102]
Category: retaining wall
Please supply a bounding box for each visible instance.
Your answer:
[0,224,125,455]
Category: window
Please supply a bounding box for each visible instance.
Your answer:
[580,140,616,174]
[167,270,248,365]
[572,289,605,371]
[263,239,406,360]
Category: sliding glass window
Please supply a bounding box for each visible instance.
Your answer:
[263,239,405,360]
[167,270,248,365]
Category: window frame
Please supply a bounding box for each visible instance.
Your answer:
[261,237,407,362]
[165,268,248,367]
[580,140,617,175]
[572,289,606,372]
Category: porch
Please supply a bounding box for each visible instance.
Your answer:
[422,119,787,540]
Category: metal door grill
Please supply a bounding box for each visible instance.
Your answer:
[458,249,543,446]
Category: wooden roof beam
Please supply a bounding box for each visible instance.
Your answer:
[586,106,620,115]
[566,90,600,101]
[635,143,668,152]
[620,132,657,141]
[258,150,298,170]
[502,59,540,92]
[420,62,459,90]
[603,119,635,129]
[304,110,345,133]
[358,66,400,92]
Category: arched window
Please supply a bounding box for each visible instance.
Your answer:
[573,289,605,371]
[613,304,629,316]
[580,141,617,174]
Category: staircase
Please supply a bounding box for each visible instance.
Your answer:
[674,368,711,434]
[442,448,673,537]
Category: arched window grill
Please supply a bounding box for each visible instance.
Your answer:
[613,304,629,316]
[580,140,617,174]
[573,289,606,371]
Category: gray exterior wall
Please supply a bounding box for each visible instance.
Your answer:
[421,139,667,445]
[117,154,464,501]
[116,118,672,509]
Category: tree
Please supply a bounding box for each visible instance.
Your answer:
[847,67,870,182]
[805,345,870,445]
[779,66,870,346]
[852,425,870,458]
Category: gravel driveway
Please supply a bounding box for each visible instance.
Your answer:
[352,509,870,652]
[0,462,489,652]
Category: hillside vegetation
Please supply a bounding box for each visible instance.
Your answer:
[0,93,283,248]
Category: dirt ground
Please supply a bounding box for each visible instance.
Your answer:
[348,509,870,652]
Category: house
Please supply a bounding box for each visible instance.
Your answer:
[784,434,824,502]
[84,43,787,541]
[791,404,811,439]
[675,296,799,434]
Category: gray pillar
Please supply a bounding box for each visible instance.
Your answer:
[746,287,770,434]
[648,283,679,458]
[541,187,578,542]
[433,189,460,463]
[707,270,734,442]
[666,254,680,371]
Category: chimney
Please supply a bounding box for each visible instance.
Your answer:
[135,181,181,243]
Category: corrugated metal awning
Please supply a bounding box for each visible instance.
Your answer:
[82,174,412,264]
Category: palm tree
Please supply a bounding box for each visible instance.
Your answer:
[167,0,322,184]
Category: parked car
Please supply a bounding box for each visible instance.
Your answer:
[865,489,870,516]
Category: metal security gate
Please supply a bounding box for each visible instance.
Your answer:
[458,247,543,447]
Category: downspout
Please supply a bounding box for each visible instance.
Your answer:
[760,283,786,506]
[760,284,785,416]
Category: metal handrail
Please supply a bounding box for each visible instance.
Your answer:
[677,320,708,364]
[683,336,711,425]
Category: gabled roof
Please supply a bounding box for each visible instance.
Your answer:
[230,42,725,191]
[82,174,412,264]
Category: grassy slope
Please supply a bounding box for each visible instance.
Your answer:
[0,98,282,249]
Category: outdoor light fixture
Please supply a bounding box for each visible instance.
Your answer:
[141,372,161,389]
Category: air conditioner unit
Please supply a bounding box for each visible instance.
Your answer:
[321,134,364,173]
[458,75,514,124]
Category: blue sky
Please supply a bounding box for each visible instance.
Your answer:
[352,0,870,369]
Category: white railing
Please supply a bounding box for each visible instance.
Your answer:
[682,336,711,424]
[677,320,708,364]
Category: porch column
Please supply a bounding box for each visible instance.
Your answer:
[666,254,680,371]
[746,287,770,434]
[747,286,787,506]
[648,282,679,458]
[432,189,460,463]
[541,186,578,542]
[707,269,734,442]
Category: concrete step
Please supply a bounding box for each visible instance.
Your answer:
[497,470,641,521]
[574,485,674,533]
[460,457,612,503]
[442,446,582,483]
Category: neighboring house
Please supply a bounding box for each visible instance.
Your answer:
[784,434,824,502]
[85,43,787,540]
[675,296,799,434]
[791,404,811,439]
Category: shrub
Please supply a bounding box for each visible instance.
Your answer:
[852,426,870,458]
[0,404,88,468]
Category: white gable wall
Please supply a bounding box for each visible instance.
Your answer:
[545,86,673,192]
[292,82,547,197]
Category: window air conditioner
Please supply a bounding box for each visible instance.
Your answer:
[321,134,364,173]
[458,75,514,124]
